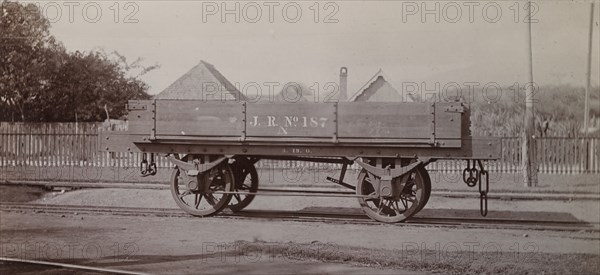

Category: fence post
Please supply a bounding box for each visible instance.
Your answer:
[589,138,593,173]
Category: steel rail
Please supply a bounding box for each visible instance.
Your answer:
[0,257,149,275]
[0,202,597,233]
[212,190,368,198]
[256,188,355,195]
[4,181,600,201]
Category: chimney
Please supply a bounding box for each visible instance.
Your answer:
[339,67,348,102]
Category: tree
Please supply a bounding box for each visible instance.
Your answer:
[0,0,62,121]
[38,51,152,122]
[1,1,156,122]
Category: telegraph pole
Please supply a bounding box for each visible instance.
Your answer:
[583,3,595,136]
[523,1,538,187]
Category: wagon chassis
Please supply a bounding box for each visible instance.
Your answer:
[102,99,500,223]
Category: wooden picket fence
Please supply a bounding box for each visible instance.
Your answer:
[0,122,172,169]
[428,137,600,174]
[1,123,599,177]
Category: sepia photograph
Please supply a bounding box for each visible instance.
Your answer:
[1,0,599,274]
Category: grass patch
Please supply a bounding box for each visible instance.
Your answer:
[221,240,599,275]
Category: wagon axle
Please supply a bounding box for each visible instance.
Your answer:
[102,99,501,223]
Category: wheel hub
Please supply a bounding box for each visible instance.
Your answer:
[186,178,199,191]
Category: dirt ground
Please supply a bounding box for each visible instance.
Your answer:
[1,210,599,274]
[21,185,599,224]
[0,182,599,274]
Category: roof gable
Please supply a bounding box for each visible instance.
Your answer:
[155,60,246,101]
[255,82,315,102]
[348,69,418,102]
[274,82,313,102]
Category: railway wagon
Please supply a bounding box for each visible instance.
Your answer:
[101,99,501,223]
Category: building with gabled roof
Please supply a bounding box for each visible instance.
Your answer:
[348,69,417,102]
[155,60,246,101]
[259,82,315,102]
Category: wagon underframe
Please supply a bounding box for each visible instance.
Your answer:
[104,135,499,159]
[101,100,500,223]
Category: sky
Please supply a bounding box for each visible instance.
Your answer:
[22,0,600,97]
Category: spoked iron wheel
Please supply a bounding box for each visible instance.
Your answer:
[413,166,431,213]
[356,166,430,223]
[170,156,234,217]
[227,157,259,212]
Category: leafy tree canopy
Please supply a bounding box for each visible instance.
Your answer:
[0,0,156,122]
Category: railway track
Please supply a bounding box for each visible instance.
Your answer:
[1,202,597,233]
[0,257,147,275]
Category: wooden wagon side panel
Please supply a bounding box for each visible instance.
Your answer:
[155,100,244,137]
[127,100,153,135]
[117,100,468,149]
[337,102,433,140]
[434,102,463,140]
[245,103,336,138]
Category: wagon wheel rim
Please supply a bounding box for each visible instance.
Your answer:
[356,167,426,223]
[170,157,234,217]
[227,158,259,212]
